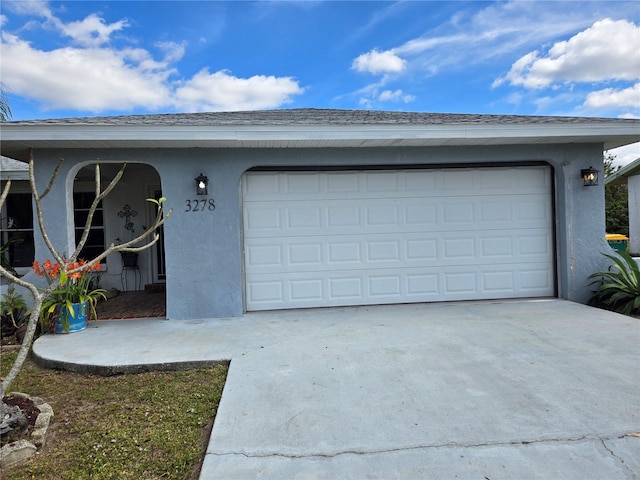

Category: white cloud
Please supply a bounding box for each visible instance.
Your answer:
[394,34,465,58]
[354,86,416,109]
[378,89,402,101]
[583,83,640,110]
[1,34,172,111]
[156,41,186,64]
[498,19,640,89]
[0,4,305,114]
[60,13,129,47]
[378,89,415,103]
[607,142,640,168]
[358,97,373,109]
[376,1,616,80]
[352,49,406,75]
[349,1,636,109]
[2,0,51,17]
[174,69,304,112]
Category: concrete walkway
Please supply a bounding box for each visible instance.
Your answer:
[33,299,640,479]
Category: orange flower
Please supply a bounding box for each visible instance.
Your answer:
[32,261,43,276]
[47,263,60,278]
[43,259,53,273]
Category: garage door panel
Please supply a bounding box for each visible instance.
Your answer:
[285,172,322,193]
[406,238,439,261]
[244,195,551,238]
[328,242,362,264]
[483,270,515,293]
[364,171,399,191]
[243,167,554,311]
[245,229,552,275]
[246,262,554,310]
[289,243,323,266]
[519,233,552,255]
[245,207,281,231]
[243,171,281,196]
[366,240,401,262]
[518,200,552,221]
[520,268,554,292]
[247,280,284,305]
[247,244,282,267]
[287,207,322,229]
[290,278,323,302]
[326,172,360,192]
[243,169,550,202]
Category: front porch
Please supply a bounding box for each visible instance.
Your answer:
[96,290,166,320]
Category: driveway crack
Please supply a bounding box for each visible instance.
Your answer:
[598,435,636,477]
[210,433,629,460]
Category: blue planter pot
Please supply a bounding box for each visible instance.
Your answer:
[55,301,88,333]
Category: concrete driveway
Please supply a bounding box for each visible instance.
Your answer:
[199,300,639,479]
[32,299,639,478]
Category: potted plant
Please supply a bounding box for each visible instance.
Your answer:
[0,283,29,342]
[33,259,107,333]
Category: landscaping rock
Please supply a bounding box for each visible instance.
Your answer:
[0,402,27,437]
[31,404,53,448]
[0,439,37,467]
[0,393,54,465]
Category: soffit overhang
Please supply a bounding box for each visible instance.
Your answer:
[2,120,639,162]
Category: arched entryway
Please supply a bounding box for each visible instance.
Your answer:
[73,162,166,317]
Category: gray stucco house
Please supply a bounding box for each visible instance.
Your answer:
[1,109,639,320]
[605,157,640,255]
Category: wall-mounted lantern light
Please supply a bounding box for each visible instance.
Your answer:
[195,173,209,195]
[580,167,599,186]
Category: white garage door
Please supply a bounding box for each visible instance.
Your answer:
[242,166,554,311]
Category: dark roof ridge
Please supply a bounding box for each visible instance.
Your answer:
[4,108,638,126]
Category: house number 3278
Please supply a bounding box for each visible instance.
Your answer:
[185,198,216,212]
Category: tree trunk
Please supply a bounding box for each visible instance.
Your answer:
[0,296,44,400]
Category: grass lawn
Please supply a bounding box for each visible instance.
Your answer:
[1,350,227,479]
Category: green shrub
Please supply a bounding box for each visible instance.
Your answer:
[589,252,640,315]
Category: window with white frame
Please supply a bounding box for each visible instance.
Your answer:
[73,191,105,262]
[0,189,35,269]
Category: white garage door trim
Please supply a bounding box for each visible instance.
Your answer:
[242,166,555,311]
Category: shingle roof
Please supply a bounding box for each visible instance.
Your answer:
[0,155,28,180]
[2,108,639,161]
[5,108,634,127]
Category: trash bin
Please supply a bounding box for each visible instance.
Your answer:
[606,234,629,253]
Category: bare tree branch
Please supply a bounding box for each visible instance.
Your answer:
[0,177,10,211]
[29,151,65,265]
[33,154,63,201]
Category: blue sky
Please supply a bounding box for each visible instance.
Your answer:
[1,1,639,162]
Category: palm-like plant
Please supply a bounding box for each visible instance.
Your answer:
[589,251,640,315]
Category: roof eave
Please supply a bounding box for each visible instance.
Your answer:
[2,123,639,161]
[605,157,640,185]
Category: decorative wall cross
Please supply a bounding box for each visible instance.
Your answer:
[118,204,138,232]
